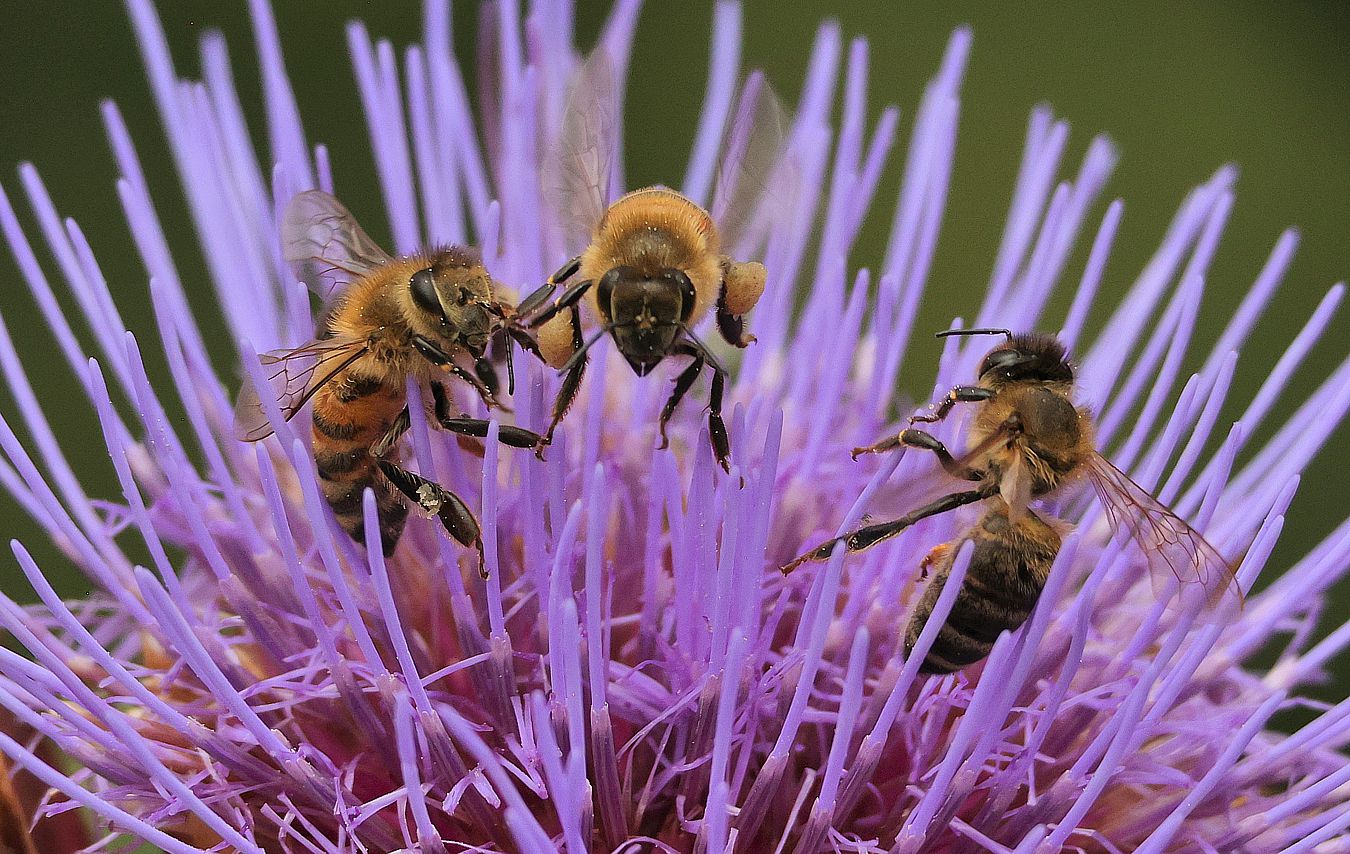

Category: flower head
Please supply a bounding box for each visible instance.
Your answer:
[1,1,1349,852]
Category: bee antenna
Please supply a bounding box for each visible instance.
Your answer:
[935,327,1012,339]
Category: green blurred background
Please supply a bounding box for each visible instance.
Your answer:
[0,0,1347,706]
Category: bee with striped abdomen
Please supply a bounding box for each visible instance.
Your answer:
[235,191,542,571]
[784,329,1242,674]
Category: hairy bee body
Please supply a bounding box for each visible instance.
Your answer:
[907,336,1088,671]
[238,191,543,568]
[907,506,1061,674]
[520,48,780,470]
[313,249,495,551]
[790,330,1241,672]
[309,362,410,550]
[537,187,734,369]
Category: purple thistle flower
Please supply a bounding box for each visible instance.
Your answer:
[0,1,1348,851]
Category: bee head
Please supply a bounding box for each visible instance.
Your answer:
[977,333,1074,385]
[409,248,497,358]
[597,266,696,376]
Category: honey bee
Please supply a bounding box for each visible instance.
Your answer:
[235,191,543,569]
[784,329,1242,674]
[514,49,787,472]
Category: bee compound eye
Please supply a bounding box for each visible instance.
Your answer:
[410,268,442,315]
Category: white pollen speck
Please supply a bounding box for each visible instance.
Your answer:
[416,484,442,514]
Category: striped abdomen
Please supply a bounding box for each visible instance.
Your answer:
[311,370,408,555]
[905,507,1061,674]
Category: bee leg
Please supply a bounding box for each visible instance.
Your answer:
[376,459,487,579]
[708,361,731,475]
[717,257,766,348]
[909,385,994,424]
[527,279,592,329]
[412,334,452,366]
[506,326,543,361]
[896,428,981,480]
[473,357,500,400]
[413,334,500,407]
[657,346,705,451]
[669,339,732,473]
[782,489,985,574]
[430,381,544,449]
[715,291,755,348]
[443,364,499,409]
[538,304,587,457]
[516,256,583,319]
[850,433,904,460]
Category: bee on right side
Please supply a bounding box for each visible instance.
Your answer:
[784,328,1243,675]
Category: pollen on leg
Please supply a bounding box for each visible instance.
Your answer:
[721,260,767,315]
[537,311,578,369]
[416,483,443,515]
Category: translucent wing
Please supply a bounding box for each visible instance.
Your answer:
[711,71,792,253]
[547,47,619,241]
[1086,453,1243,615]
[234,336,370,442]
[281,190,393,303]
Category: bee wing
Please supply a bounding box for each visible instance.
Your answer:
[711,73,793,253]
[234,336,370,442]
[1086,452,1244,615]
[281,190,394,303]
[546,47,620,242]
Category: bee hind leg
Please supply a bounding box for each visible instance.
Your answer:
[781,488,986,574]
[376,459,487,579]
[716,258,765,348]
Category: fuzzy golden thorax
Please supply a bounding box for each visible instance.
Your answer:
[328,248,497,384]
[579,187,724,327]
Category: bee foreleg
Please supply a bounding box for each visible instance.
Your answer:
[514,256,581,320]
[658,348,705,451]
[909,385,994,424]
[672,339,732,474]
[527,278,592,329]
[412,334,452,365]
[376,459,487,579]
[445,363,499,409]
[429,381,542,449]
[505,326,543,361]
[782,489,985,574]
